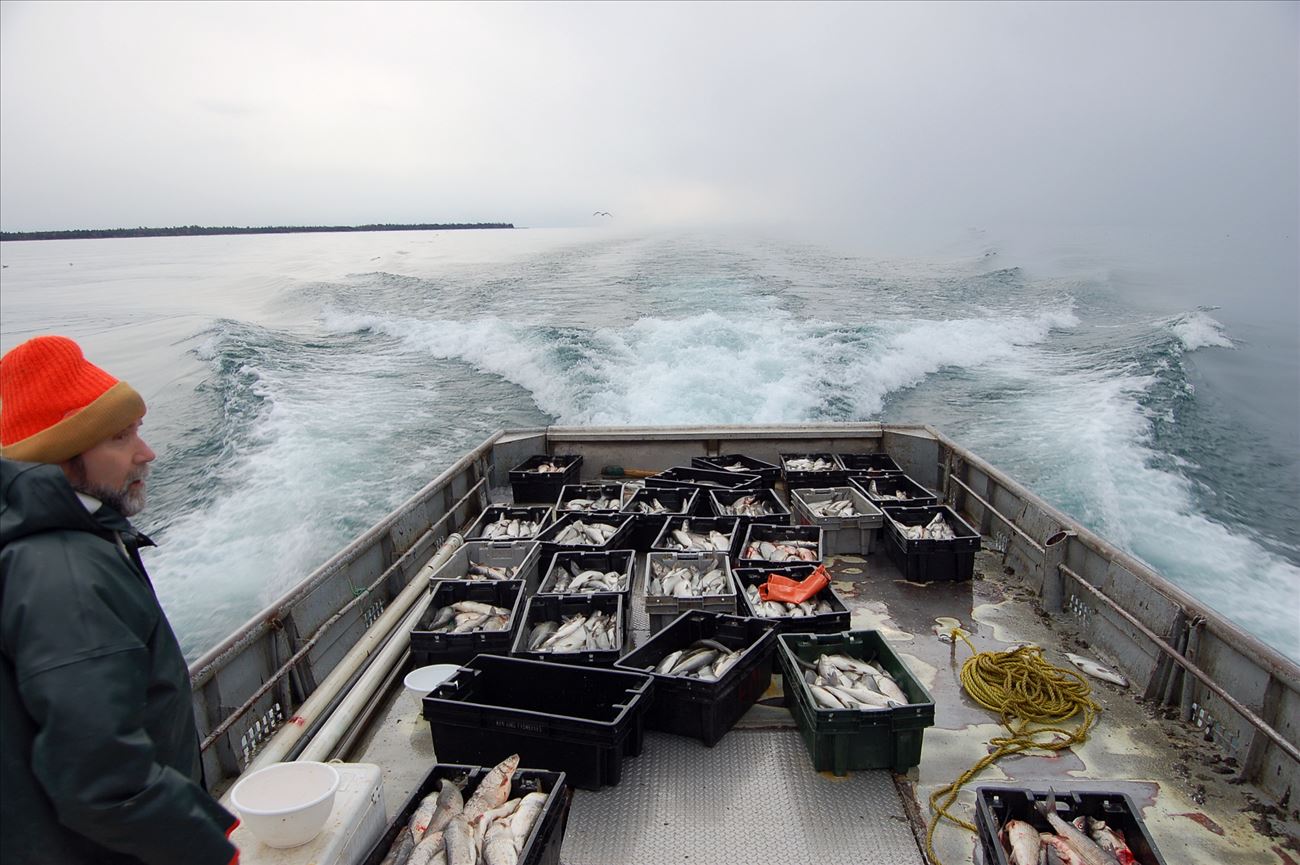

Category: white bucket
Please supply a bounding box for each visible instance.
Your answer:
[230,761,340,848]
[404,664,459,710]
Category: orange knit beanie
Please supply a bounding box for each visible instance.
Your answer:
[0,335,146,464]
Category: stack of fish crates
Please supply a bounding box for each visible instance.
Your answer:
[707,488,792,539]
[619,486,698,550]
[422,654,654,790]
[731,563,851,639]
[690,453,781,488]
[851,474,938,509]
[508,454,583,504]
[360,762,571,865]
[535,512,634,561]
[645,466,761,498]
[535,549,636,608]
[554,482,626,515]
[642,550,736,634]
[410,580,526,667]
[615,611,776,747]
[511,593,627,667]
[790,486,884,555]
[882,504,981,582]
[426,539,542,593]
[776,630,935,775]
[779,452,848,489]
[463,505,555,550]
[974,786,1169,865]
[735,523,824,570]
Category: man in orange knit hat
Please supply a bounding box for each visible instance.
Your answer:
[0,336,239,865]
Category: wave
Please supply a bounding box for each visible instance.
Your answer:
[1166,308,1234,352]
[146,319,457,657]
[322,306,1080,425]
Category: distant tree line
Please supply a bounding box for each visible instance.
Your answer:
[0,222,515,241]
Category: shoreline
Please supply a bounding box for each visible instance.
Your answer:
[0,222,515,242]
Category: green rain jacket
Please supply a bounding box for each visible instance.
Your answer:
[0,459,238,865]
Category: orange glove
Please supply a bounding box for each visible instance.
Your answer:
[758,564,829,603]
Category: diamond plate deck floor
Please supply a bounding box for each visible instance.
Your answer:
[559,729,926,865]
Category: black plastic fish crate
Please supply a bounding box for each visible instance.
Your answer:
[535,512,634,561]
[779,452,849,489]
[690,453,781,488]
[509,454,584,504]
[359,763,571,865]
[423,654,654,791]
[511,593,627,667]
[427,540,542,593]
[410,580,526,668]
[619,486,699,549]
[649,515,742,559]
[776,630,935,774]
[974,786,1169,865]
[735,523,824,570]
[836,452,903,474]
[706,488,793,538]
[615,611,776,747]
[731,564,851,638]
[850,474,939,508]
[463,504,555,548]
[883,504,981,583]
[643,551,737,634]
[536,549,637,606]
[645,465,761,496]
[554,482,626,515]
[790,486,885,556]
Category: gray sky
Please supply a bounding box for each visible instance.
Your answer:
[1,1,1295,235]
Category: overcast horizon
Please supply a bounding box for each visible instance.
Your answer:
[1,1,1295,245]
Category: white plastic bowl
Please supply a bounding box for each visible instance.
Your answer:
[404,664,459,710]
[230,761,340,848]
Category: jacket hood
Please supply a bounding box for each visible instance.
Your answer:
[1,458,136,545]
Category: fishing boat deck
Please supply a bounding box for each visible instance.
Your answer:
[342,484,1296,865]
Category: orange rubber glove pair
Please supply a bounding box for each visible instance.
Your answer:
[757,563,829,603]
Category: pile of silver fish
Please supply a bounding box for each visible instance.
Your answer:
[544,565,628,593]
[999,794,1136,865]
[659,523,732,552]
[897,513,957,541]
[623,497,676,515]
[803,495,860,517]
[799,652,910,709]
[743,583,835,618]
[525,610,620,653]
[423,601,512,634]
[644,638,743,681]
[715,494,779,517]
[865,479,913,501]
[647,559,730,597]
[719,461,757,473]
[380,754,546,865]
[477,516,545,541]
[561,493,621,512]
[548,519,620,547]
[785,457,837,472]
[464,564,520,581]
[526,461,568,473]
[741,539,819,562]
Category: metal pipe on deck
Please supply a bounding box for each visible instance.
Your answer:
[1060,566,1299,768]
[235,534,464,776]
[297,593,432,762]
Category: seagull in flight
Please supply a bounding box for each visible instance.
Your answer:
[592,211,613,217]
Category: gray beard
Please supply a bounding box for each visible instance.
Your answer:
[72,478,147,518]
[63,456,149,518]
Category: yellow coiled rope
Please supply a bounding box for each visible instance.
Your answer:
[925,630,1101,865]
